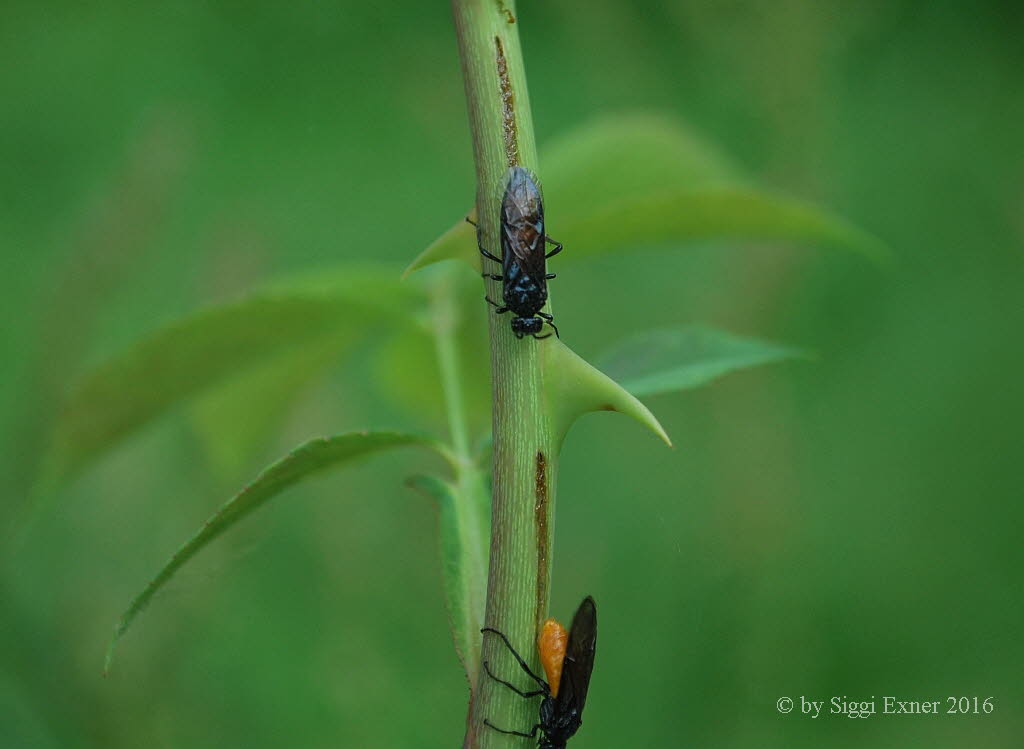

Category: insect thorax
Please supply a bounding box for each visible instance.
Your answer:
[504,280,545,312]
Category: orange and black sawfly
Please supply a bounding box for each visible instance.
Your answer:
[481,596,597,748]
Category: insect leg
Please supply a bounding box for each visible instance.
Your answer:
[545,273,556,280]
[476,234,502,264]
[538,318,560,339]
[468,216,505,265]
[482,273,504,281]
[480,627,549,691]
[484,297,509,314]
[480,247,503,264]
[483,720,542,739]
[543,236,563,259]
[482,661,547,698]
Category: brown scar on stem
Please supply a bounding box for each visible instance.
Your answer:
[534,450,549,632]
[495,36,519,167]
[497,1,516,24]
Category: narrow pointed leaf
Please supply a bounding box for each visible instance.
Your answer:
[597,325,809,398]
[560,188,890,263]
[45,265,419,489]
[541,339,671,449]
[407,473,488,684]
[538,115,884,262]
[105,431,439,673]
[403,218,478,276]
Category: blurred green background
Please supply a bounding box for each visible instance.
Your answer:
[3,1,1023,747]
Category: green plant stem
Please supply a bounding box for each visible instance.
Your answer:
[450,1,555,746]
[430,272,489,681]
[432,275,472,461]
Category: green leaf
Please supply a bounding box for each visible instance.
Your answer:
[403,218,477,278]
[105,431,440,674]
[596,325,809,398]
[44,265,420,489]
[402,114,888,275]
[188,334,347,479]
[372,281,491,431]
[407,472,489,684]
[560,187,890,263]
[538,115,885,262]
[540,113,740,216]
[542,339,672,450]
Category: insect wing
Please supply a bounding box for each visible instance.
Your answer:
[501,168,547,275]
[553,596,597,716]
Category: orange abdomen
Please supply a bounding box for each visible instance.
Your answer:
[537,618,568,697]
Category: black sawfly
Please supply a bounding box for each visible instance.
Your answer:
[470,166,563,339]
[480,596,597,748]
